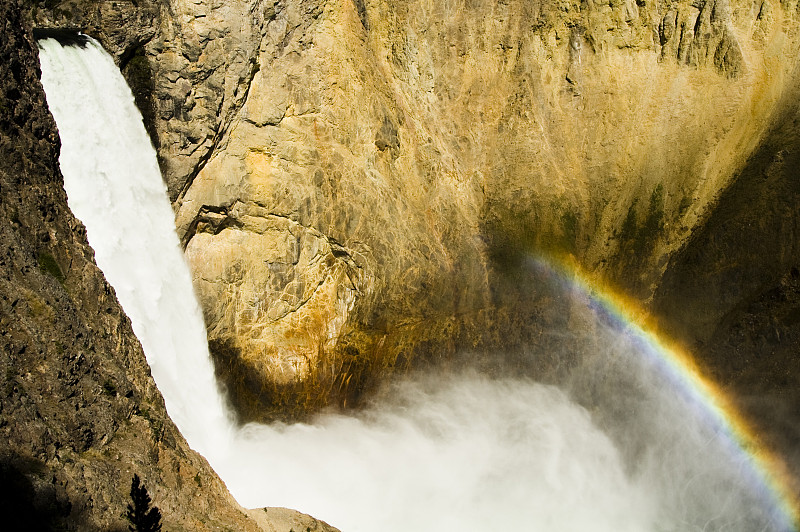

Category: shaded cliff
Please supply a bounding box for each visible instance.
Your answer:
[652,60,800,488]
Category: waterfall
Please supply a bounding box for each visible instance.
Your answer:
[37,36,795,532]
[37,37,233,457]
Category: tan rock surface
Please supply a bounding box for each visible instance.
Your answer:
[21,0,800,515]
[247,506,340,532]
[29,0,800,422]
[153,0,799,417]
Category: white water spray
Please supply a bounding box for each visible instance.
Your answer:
[37,37,795,532]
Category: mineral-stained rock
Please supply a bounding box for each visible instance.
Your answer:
[25,0,800,434]
[651,69,800,493]
[149,0,800,419]
[14,0,800,511]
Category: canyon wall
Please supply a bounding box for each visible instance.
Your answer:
[150,0,800,419]
[653,61,800,474]
[28,0,800,427]
[13,0,800,519]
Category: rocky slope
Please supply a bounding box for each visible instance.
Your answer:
[1,1,340,529]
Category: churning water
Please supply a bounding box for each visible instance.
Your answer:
[38,37,796,532]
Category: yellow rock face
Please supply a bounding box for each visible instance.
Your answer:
[147,0,800,418]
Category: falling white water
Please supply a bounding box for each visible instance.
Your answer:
[37,37,232,457]
[37,37,795,532]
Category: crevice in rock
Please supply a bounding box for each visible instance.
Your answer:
[180,202,241,249]
[120,41,159,150]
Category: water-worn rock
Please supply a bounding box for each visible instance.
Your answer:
[11,0,800,516]
[26,0,800,445]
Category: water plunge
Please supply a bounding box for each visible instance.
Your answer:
[37,37,231,460]
[37,37,795,532]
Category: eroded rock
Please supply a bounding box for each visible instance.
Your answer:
[157,0,800,419]
[30,0,800,427]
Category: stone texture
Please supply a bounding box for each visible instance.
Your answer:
[23,0,800,483]
[651,67,800,493]
[9,0,800,518]
[28,0,160,58]
[248,506,340,532]
[139,0,800,420]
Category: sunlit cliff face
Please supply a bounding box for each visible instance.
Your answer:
[124,0,798,420]
[31,0,800,446]
[32,1,800,529]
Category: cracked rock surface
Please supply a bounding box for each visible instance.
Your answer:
[28,0,800,440]
[0,1,273,529]
[157,0,800,420]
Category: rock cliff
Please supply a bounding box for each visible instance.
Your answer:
[21,0,800,495]
[99,0,800,422]
[1,1,338,529]
[653,63,800,481]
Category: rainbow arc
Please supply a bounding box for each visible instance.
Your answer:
[532,254,799,531]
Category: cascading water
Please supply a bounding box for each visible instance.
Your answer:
[36,36,232,458]
[37,36,796,532]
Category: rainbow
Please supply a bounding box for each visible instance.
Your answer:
[528,254,799,531]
